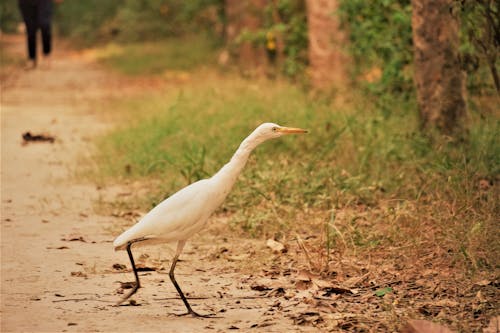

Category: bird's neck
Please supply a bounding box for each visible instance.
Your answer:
[211,134,263,186]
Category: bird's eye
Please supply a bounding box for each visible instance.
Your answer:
[272,127,278,132]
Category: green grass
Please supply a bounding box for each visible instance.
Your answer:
[88,38,499,273]
[93,36,219,76]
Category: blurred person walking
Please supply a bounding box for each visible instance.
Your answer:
[18,0,56,69]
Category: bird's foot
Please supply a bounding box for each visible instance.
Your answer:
[115,283,140,306]
[173,309,220,318]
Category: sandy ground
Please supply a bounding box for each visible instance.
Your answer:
[0,36,319,332]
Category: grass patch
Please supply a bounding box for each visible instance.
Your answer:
[91,36,219,76]
[88,39,499,275]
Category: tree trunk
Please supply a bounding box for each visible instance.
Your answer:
[411,0,467,136]
[306,0,348,90]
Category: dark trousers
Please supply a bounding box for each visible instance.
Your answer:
[18,0,53,61]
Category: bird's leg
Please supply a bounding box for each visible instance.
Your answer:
[116,242,141,305]
[169,240,215,318]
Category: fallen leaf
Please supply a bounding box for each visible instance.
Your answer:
[71,236,86,242]
[476,290,487,303]
[483,316,500,333]
[70,271,87,278]
[61,236,86,242]
[268,287,286,297]
[295,280,312,290]
[433,299,459,307]
[266,239,286,253]
[113,263,127,270]
[290,311,324,326]
[475,279,491,286]
[311,278,332,289]
[250,284,272,291]
[296,269,315,282]
[22,131,55,144]
[402,319,455,333]
[322,286,355,296]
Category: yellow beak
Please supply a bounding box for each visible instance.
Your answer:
[277,127,308,134]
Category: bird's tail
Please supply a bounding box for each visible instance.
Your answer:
[113,227,149,251]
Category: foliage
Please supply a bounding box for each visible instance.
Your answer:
[236,0,309,78]
[55,0,223,44]
[338,0,498,99]
[0,1,21,33]
[338,0,414,99]
[55,0,119,44]
[453,0,500,95]
[269,0,309,78]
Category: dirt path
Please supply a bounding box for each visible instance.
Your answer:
[0,35,320,333]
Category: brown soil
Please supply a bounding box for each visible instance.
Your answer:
[1,34,498,333]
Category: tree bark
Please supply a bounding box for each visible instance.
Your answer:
[305,0,348,90]
[411,0,467,136]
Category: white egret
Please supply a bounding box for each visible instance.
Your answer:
[113,122,307,317]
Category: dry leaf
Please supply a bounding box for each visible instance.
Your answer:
[433,299,459,307]
[483,316,500,333]
[61,235,86,242]
[112,263,127,270]
[250,282,273,291]
[266,239,286,253]
[402,319,455,333]
[295,280,312,290]
[475,279,491,286]
[290,311,324,326]
[322,286,355,296]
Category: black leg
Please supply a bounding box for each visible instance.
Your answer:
[168,241,216,318]
[116,242,141,305]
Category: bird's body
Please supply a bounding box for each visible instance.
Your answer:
[114,178,219,249]
[113,122,307,316]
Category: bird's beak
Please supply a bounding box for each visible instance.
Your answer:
[278,127,308,134]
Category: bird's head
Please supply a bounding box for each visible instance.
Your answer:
[254,122,308,141]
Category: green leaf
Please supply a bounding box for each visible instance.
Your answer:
[374,287,393,297]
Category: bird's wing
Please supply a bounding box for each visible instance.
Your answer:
[113,179,215,249]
